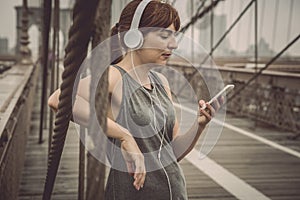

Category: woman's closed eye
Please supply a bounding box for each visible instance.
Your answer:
[159,29,176,40]
[160,34,170,40]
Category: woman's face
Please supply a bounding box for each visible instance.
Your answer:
[136,24,178,65]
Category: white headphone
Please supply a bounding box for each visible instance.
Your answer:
[123,0,153,49]
[126,1,173,198]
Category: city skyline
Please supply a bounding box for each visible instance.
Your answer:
[0,0,299,57]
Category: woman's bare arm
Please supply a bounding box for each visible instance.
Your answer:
[47,70,145,190]
[156,73,219,162]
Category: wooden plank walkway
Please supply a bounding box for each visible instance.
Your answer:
[18,96,300,199]
[18,102,80,200]
[206,117,300,200]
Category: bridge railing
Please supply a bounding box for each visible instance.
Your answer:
[0,64,38,200]
[166,62,300,136]
[221,66,300,135]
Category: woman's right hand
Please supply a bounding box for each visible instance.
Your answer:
[120,135,146,191]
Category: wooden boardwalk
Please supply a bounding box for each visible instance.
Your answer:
[18,98,300,199]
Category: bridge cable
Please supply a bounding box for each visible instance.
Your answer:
[39,0,52,144]
[48,0,60,153]
[42,0,99,199]
[195,0,207,15]
[259,0,265,40]
[168,0,207,51]
[271,0,279,52]
[174,0,255,96]
[55,6,60,91]
[236,1,243,51]
[210,0,214,58]
[286,0,294,44]
[226,33,300,104]
[246,1,253,49]
[254,0,258,128]
[179,0,222,34]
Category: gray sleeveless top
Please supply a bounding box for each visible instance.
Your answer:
[105,65,187,200]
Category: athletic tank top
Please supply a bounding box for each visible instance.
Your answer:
[105,65,187,200]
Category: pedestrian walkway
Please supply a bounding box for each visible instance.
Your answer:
[18,98,300,199]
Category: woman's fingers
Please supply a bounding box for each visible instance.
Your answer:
[133,171,146,190]
[121,138,146,190]
[206,103,216,118]
[198,100,219,124]
[199,106,212,121]
[133,155,146,190]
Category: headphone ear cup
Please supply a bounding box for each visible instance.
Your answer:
[124,29,144,49]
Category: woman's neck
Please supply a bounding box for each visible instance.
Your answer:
[118,51,152,86]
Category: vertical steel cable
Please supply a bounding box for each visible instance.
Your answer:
[286,0,294,43]
[227,33,300,104]
[78,126,85,200]
[254,0,258,73]
[191,0,194,63]
[48,0,59,153]
[271,0,279,52]
[247,1,253,53]
[236,1,242,51]
[259,0,265,40]
[55,1,60,90]
[254,0,258,128]
[175,0,255,96]
[210,0,214,58]
[42,0,99,199]
[39,0,52,144]
[179,0,223,34]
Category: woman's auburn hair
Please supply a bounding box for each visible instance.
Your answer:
[110,0,181,64]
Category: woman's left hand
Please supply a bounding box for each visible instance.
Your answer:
[197,97,223,126]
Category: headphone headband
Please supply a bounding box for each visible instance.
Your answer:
[130,0,153,31]
[124,0,153,49]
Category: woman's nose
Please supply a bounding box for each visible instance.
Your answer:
[168,36,178,50]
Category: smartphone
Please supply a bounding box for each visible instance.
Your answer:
[201,84,235,109]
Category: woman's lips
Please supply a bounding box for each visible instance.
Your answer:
[161,53,172,59]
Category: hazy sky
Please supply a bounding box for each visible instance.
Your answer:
[0,0,73,49]
[1,0,299,56]
[175,0,300,56]
[0,0,22,49]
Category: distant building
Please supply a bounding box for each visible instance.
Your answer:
[0,37,9,54]
[245,38,275,57]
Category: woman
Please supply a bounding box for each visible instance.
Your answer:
[48,0,221,199]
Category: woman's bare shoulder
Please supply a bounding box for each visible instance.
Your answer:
[77,66,122,93]
[154,72,170,87]
[109,65,122,92]
[153,71,172,98]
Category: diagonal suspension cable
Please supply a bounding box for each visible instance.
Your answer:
[180,0,222,34]
[175,0,207,45]
[175,0,255,96]
[199,0,255,66]
[195,0,207,16]
[226,33,300,104]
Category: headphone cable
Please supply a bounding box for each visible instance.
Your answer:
[130,51,173,200]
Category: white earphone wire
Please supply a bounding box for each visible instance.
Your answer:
[130,51,172,200]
